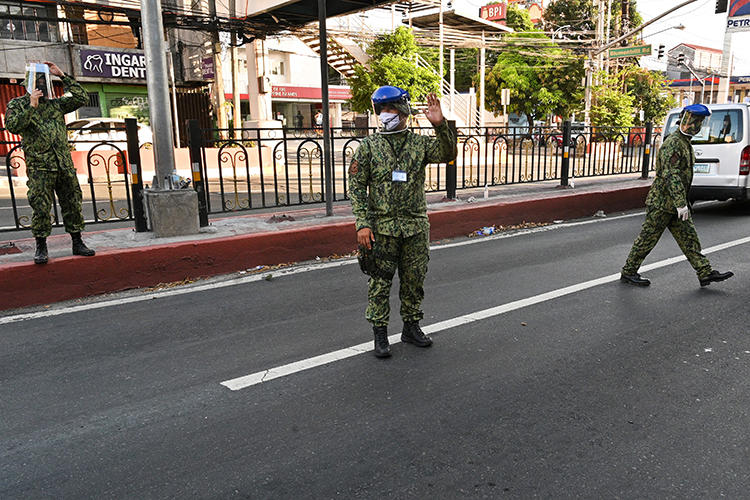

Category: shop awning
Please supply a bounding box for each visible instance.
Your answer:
[246,0,397,37]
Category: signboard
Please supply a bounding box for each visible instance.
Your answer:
[271,85,352,101]
[608,44,652,58]
[479,3,507,21]
[80,49,146,79]
[727,0,750,32]
[202,57,215,79]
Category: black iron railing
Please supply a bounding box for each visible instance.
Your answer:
[0,121,662,232]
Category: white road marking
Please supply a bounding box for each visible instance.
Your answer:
[220,235,750,391]
[0,212,644,325]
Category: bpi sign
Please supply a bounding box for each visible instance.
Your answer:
[727,0,750,32]
[479,2,507,22]
[80,49,147,79]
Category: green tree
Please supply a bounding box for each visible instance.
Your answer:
[590,70,635,128]
[506,3,534,32]
[348,27,440,113]
[543,0,642,45]
[542,0,595,38]
[623,66,677,125]
[484,12,585,124]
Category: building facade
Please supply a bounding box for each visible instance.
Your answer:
[0,0,216,145]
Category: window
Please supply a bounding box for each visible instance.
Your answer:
[665,109,744,144]
[271,60,285,76]
[64,5,87,45]
[0,1,58,42]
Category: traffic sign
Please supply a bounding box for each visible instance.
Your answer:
[608,44,652,58]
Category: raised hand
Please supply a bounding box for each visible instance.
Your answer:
[29,89,42,108]
[42,61,63,77]
[424,93,445,126]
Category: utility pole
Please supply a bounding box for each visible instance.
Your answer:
[587,0,701,121]
[585,0,605,124]
[140,0,199,236]
[439,0,444,95]
[717,28,733,103]
[141,0,175,187]
[230,0,241,138]
[208,0,228,136]
[480,31,486,127]
[450,48,455,116]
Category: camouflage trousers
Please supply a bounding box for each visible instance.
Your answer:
[27,167,85,238]
[366,231,429,327]
[622,207,711,278]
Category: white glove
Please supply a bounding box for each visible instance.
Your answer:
[677,205,690,221]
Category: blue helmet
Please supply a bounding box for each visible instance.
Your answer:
[371,86,411,115]
[680,103,711,136]
[683,103,711,116]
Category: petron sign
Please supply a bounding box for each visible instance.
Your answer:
[608,44,652,59]
[727,0,750,32]
[80,49,146,79]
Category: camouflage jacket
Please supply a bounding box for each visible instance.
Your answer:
[646,131,694,212]
[5,74,88,171]
[349,120,457,237]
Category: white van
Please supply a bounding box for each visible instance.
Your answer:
[662,103,750,202]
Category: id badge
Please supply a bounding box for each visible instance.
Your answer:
[392,169,407,182]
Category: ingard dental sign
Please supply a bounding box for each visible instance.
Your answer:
[80,49,147,79]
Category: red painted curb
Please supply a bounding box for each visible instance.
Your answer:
[0,185,649,311]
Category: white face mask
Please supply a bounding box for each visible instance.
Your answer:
[379,112,401,131]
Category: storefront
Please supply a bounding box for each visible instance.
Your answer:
[270,85,355,129]
[77,48,150,123]
[79,83,150,122]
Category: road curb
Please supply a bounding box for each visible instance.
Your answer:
[0,184,648,310]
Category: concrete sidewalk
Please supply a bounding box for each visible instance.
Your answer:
[0,175,652,311]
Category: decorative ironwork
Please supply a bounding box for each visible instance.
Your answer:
[218,141,251,211]
[297,141,323,203]
[461,136,480,187]
[87,143,131,221]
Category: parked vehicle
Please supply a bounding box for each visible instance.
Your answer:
[67,117,153,151]
[662,104,750,202]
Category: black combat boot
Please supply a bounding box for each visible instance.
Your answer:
[71,232,95,257]
[699,270,734,287]
[620,273,650,287]
[373,326,391,358]
[33,237,48,265]
[402,321,433,347]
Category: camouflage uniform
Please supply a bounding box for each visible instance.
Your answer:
[349,121,457,326]
[622,131,712,278]
[5,74,88,238]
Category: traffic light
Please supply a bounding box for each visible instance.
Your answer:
[677,53,685,65]
[657,44,665,59]
[716,0,728,14]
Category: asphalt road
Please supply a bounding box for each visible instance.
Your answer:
[2,202,750,498]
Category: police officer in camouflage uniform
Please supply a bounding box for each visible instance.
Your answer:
[6,61,95,264]
[621,104,733,287]
[349,86,457,358]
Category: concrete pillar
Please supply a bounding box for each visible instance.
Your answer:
[246,39,277,128]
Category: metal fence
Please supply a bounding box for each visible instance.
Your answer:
[1,121,662,232]
[0,127,147,233]
[193,122,662,215]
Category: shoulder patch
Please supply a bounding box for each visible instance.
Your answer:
[348,160,359,175]
[670,151,680,165]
